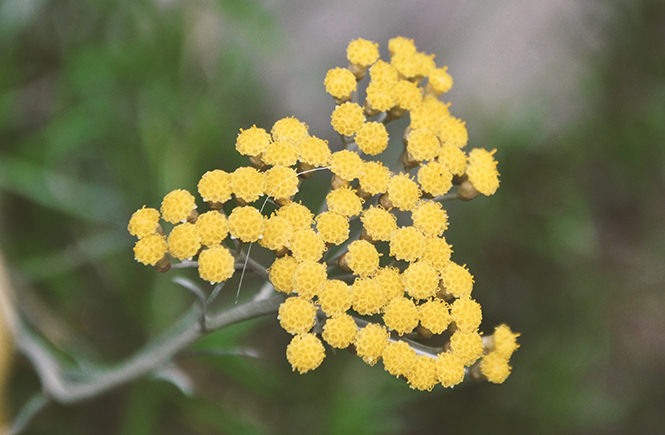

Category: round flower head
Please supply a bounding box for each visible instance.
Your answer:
[195,211,229,247]
[419,299,451,334]
[259,214,293,251]
[383,297,419,335]
[438,144,467,177]
[369,60,399,86]
[268,255,299,293]
[392,80,422,111]
[373,267,404,302]
[315,211,349,245]
[161,189,196,224]
[331,102,365,136]
[437,116,468,149]
[465,148,500,196]
[198,170,233,204]
[391,53,419,80]
[382,341,416,378]
[134,234,168,266]
[387,173,421,211]
[264,166,299,201]
[324,67,357,99]
[389,226,426,262]
[480,352,512,384]
[441,262,474,298]
[351,277,385,315]
[345,240,380,277]
[326,186,363,217]
[450,330,484,366]
[418,161,453,197]
[410,96,450,132]
[299,136,331,167]
[388,36,417,57]
[358,161,391,196]
[411,201,448,237]
[167,223,201,260]
[286,333,325,374]
[361,206,397,242]
[354,323,389,366]
[128,206,160,239]
[329,149,363,182]
[231,167,266,203]
[263,141,299,167]
[292,260,327,299]
[318,279,352,316]
[365,82,395,112]
[346,38,379,68]
[236,125,271,157]
[278,296,317,335]
[228,205,264,243]
[271,117,308,145]
[277,201,314,231]
[436,352,465,388]
[198,245,235,284]
[290,228,326,262]
[422,236,452,271]
[428,67,453,95]
[322,313,357,349]
[412,52,436,78]
[490,324,520,358]
[451,297,482,332]
[355,122,388,156]
[407,129,440,162]
[402,261,439,300]
[407,355,438,391]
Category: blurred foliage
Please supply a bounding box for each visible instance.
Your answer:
[1,0,665,434]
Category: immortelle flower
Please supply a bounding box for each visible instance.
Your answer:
[198,245,235,284]
[231,166,266,203]
[383,297,419,335]
[326,186,364,217]
[322,313,358,349]
[411,200,449,237]
[290,228,326,262]
[392,80,422,111]
[488,324,521,359]
[373,267,404,302]
[298,136,331,168]
[418,299,451,335]
[133,233,168,266]
[315,211,349,245]
[128,206,161,239]
[438,144,467,177]
[358,161,391,196]
[331,102,365,137]
[388,36,417,57]
[345,240,380,277]
[422,236,453,271]
[382,341,417,378]
[361,206,397,242]
[427,67,453,95]
[351,277,385,315]
[386,173,421,211]
[286,333,325,374]
[402,261,439,300]
[228,205,264,243]
[451,297,483,332]
[263,141,299,167]
[161,189,197,224]
[465,148,500,196]
[259,214,293,251]
[235,125,271,157]
[449,330,484,366]
[292,260,327,299]
[479,352,512,384]
[406,128,440,162]
[198,169,233,207]
[318,279,353,316]
[417,161,453,197]
[407,355,439,391]
[354,323,389,366]
[278,296,317,335]
[277,201,314,231]
[329,149,364,182]
[437,116,468,149]
[389,226,426,262]
[268,255,299,294]
[369,59,399,85]
[272,117,309,145]
[410,96,450,132]
[355,122,389,156]
[440,261,474,298]
[195,211,229,247]
[365,82,395,113]
[324,67,357,100]
[436,352,465,388]
[167,222,201,260]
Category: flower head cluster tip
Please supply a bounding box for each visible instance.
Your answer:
[128,36,517,391]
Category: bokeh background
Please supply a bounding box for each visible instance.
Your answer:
[1,0,665,433]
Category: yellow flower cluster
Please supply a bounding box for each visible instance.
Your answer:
[128,36,517,389]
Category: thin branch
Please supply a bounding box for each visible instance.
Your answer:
[8,393,50,435]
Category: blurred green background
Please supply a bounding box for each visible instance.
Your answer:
[1,0,665,434]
